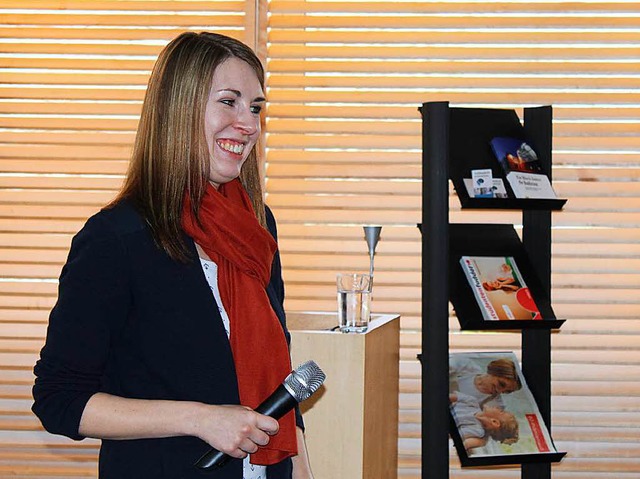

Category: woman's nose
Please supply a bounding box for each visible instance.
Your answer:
[234,105,258,134]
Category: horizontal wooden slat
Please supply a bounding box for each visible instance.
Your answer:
[0,218,89,233]
[267,88,640,106]
[270,13,640,29]
[0,130,135,145]
[0,161,126,176]
[0,310,50,322]
[0,117,136,130]
[270,45,640,62]
[0,190,116,204]
[0,13,244,28]
[267,74,640,91]
[0,0,243,10]
[269,29,640,44]
[0,204,103,219]
[0,71,151,87]
[0,56,155,70]
[269,1,640,14]
[268,58,640,75]
[0,100,143,116]
[0,85,147,101]
[0,143,132,160]
[0,233,72,248]
[0,247,70,263]
[0,25,206,43]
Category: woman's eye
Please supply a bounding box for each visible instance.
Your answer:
[251,105,263,114]
[220,99,235,107]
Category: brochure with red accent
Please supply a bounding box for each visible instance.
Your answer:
[459,256,542,321]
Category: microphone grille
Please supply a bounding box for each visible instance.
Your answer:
[284,360,326,402]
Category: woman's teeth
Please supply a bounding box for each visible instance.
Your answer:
[218,141,244,154]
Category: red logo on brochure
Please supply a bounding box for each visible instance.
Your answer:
[517,287,542,319]
[526,414,550,452]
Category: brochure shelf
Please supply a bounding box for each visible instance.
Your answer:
[446,106,567,210]
[449,223,565,331]
[418,102,566,478]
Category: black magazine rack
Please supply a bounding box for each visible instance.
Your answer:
[419,102,567,478]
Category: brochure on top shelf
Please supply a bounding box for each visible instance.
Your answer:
[489,137,557,199]
[459,256,542,321]
[449,351,561,463]
[463,177,508,199]
[505,171,557,199]
[471,169,494,198]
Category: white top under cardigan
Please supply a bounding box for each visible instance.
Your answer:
[200,257,267,479]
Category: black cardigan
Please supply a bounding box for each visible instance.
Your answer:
[32,200,299,479]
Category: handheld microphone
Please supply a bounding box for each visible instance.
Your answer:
[194,360,326,470]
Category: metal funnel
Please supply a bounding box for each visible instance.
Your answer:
[363,226,382,278]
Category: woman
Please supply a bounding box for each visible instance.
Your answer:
[32,32,313,479]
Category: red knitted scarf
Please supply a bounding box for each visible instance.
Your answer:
[181,179,296,465]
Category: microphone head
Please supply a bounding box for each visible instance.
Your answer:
[284,360,326,402]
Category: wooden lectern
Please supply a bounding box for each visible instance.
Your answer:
[287,312,400,479]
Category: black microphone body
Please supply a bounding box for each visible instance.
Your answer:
[194,361,325,471]
[255,384,299,418]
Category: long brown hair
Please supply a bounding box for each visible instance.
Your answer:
[111,32,267,261]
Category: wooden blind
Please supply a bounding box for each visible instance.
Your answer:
[0,1,254,476]
[265,1,640,478]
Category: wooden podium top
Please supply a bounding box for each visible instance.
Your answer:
[286,311,399,335]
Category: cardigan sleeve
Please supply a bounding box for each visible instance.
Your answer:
[32,213,131,440]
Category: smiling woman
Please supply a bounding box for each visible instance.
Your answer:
[30,31,314,479]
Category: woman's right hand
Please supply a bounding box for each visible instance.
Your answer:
[189,404,279,459]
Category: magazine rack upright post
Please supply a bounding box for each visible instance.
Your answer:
[420,101,450,479]
[521,106,553,479]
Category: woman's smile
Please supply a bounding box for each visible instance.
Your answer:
[216,138,246,156]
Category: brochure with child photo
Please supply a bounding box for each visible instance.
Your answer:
[489,137,557,199]
[449,351,562,463]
